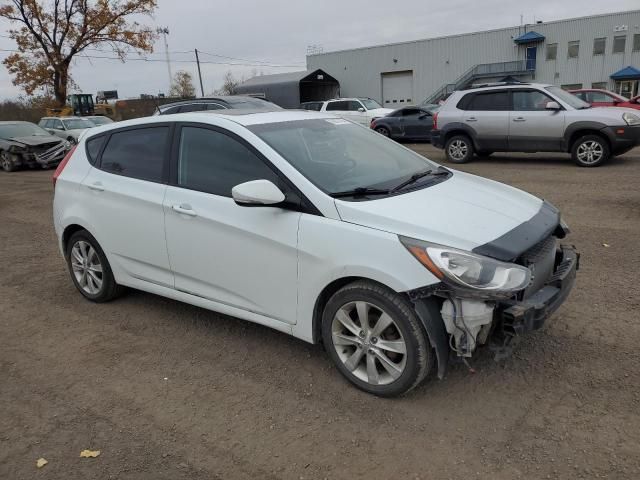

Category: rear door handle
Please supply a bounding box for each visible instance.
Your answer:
[513,117,526,122]
[87,182,104,192]
[172,204,197,217]
[466,117,477,122]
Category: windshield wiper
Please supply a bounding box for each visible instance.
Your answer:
[390,169,449,193]
[331,187,390,198]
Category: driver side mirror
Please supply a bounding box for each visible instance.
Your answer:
[545,101,561,111]
[232,179,285,207]
[357,107,365,113]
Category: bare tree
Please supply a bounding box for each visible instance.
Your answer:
[169,70,196,98]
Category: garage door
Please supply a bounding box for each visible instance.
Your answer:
[382,71,414,107]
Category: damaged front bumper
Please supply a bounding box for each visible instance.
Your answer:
[499,245,579,335]
[34,143,70,168]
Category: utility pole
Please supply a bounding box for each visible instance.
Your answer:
[195,49,205,97]
[157,27,172,94]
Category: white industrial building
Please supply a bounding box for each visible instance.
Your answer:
[306,10,640,106]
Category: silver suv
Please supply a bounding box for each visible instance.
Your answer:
[431,82,640,167]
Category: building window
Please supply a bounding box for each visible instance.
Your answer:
[591,82,608,90]
[613,35,626,54]
[633,34,640,51]
[561,84,582,90]
[593,38,606,55]
[568,41,580,58]
[546,43,557,60]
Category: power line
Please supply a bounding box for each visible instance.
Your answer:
[0,48,302,67]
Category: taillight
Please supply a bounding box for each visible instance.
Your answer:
[52,146,76,188]
[432,112,439,130]
[370,119,377,129]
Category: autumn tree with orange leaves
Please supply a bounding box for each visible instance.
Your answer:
[0,0,158,106]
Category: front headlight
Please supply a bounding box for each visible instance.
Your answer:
[400,236,531,296]
[622,112,640,126]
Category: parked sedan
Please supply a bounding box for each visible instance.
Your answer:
[39,116,96,144]
[154,96,281,115]
[370,106,436,142]
[0,121,71,171]
[53,110,578,397]
[569,89,640,110]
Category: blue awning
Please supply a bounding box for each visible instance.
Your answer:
[610,66,640,80]
[513,31,545,44]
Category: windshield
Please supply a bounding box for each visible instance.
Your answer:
[88,116,113,126]
[546,86,591,109]
[0,122,50,138]
[249,119,439,196]
[62,118,94,130]
[360,98,382,110]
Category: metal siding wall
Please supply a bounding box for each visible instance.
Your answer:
[308,11,640,103]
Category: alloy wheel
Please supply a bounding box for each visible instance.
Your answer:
[376,127,390,137]
[576,141,603,165]
[331,301,407,386]
[448,139,468,161]
[70,240,103,295]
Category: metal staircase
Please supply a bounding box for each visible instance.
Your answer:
[423,60,531,104]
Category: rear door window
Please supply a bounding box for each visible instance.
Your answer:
[162,106,181,115]
[206,103,226,110]
[100,127,169,183]
[326,101,349,111]
[178,104,206,113]
[467,91,510,111]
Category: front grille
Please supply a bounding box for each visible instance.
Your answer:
[31,142,62,154]
[518,235,557,299]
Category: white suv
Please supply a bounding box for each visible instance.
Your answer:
[53,110,578,396]
[431,82,640,167]
[302,98,394,126]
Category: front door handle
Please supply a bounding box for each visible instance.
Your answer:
[466,117,477,122]
[172,204,197,217]
[513,117,526,122]
[87,182,104,192]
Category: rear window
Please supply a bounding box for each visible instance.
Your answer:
[326,101,349,111]
[100,127,169,182]
[85,135,106,166]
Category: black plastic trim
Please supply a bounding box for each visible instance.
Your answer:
[472,201,560,262]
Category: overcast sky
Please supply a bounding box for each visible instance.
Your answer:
[0,0,638,99]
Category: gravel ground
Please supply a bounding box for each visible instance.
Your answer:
[1,146,639,480]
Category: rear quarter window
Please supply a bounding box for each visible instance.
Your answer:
[85,135,106,166]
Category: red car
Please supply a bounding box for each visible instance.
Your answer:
[569,89,640,110]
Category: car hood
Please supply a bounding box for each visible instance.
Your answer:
[334,170,543,253]
[368,108,395,117]
[7,135,64,147]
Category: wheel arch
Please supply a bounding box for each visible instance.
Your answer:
[564,122,612,152]
[62,223,93,257]
[441,123,479,149]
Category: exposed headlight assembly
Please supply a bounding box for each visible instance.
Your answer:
[622,112,640,126]
[400,236,531,297]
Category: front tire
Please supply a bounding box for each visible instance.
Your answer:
[66,230,124,303]
[322,281,432,397]
[1,151,17,172]
[572,134,610,167]
[445,134,474,163]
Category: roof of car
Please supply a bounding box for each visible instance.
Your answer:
[0,120,37,125]
[86,110,338,136]
[41,116,87,120]
[461,82,553,91]
[158,96,276,108]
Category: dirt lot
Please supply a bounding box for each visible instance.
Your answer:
[1,146,639,480]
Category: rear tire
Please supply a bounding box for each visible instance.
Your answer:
[375,126,390,137]
[66,230,124,303]
[322,280,432,397]
[572,134,610,167]
[445,134,474,163]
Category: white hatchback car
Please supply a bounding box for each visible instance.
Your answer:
[53,110,579,396]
